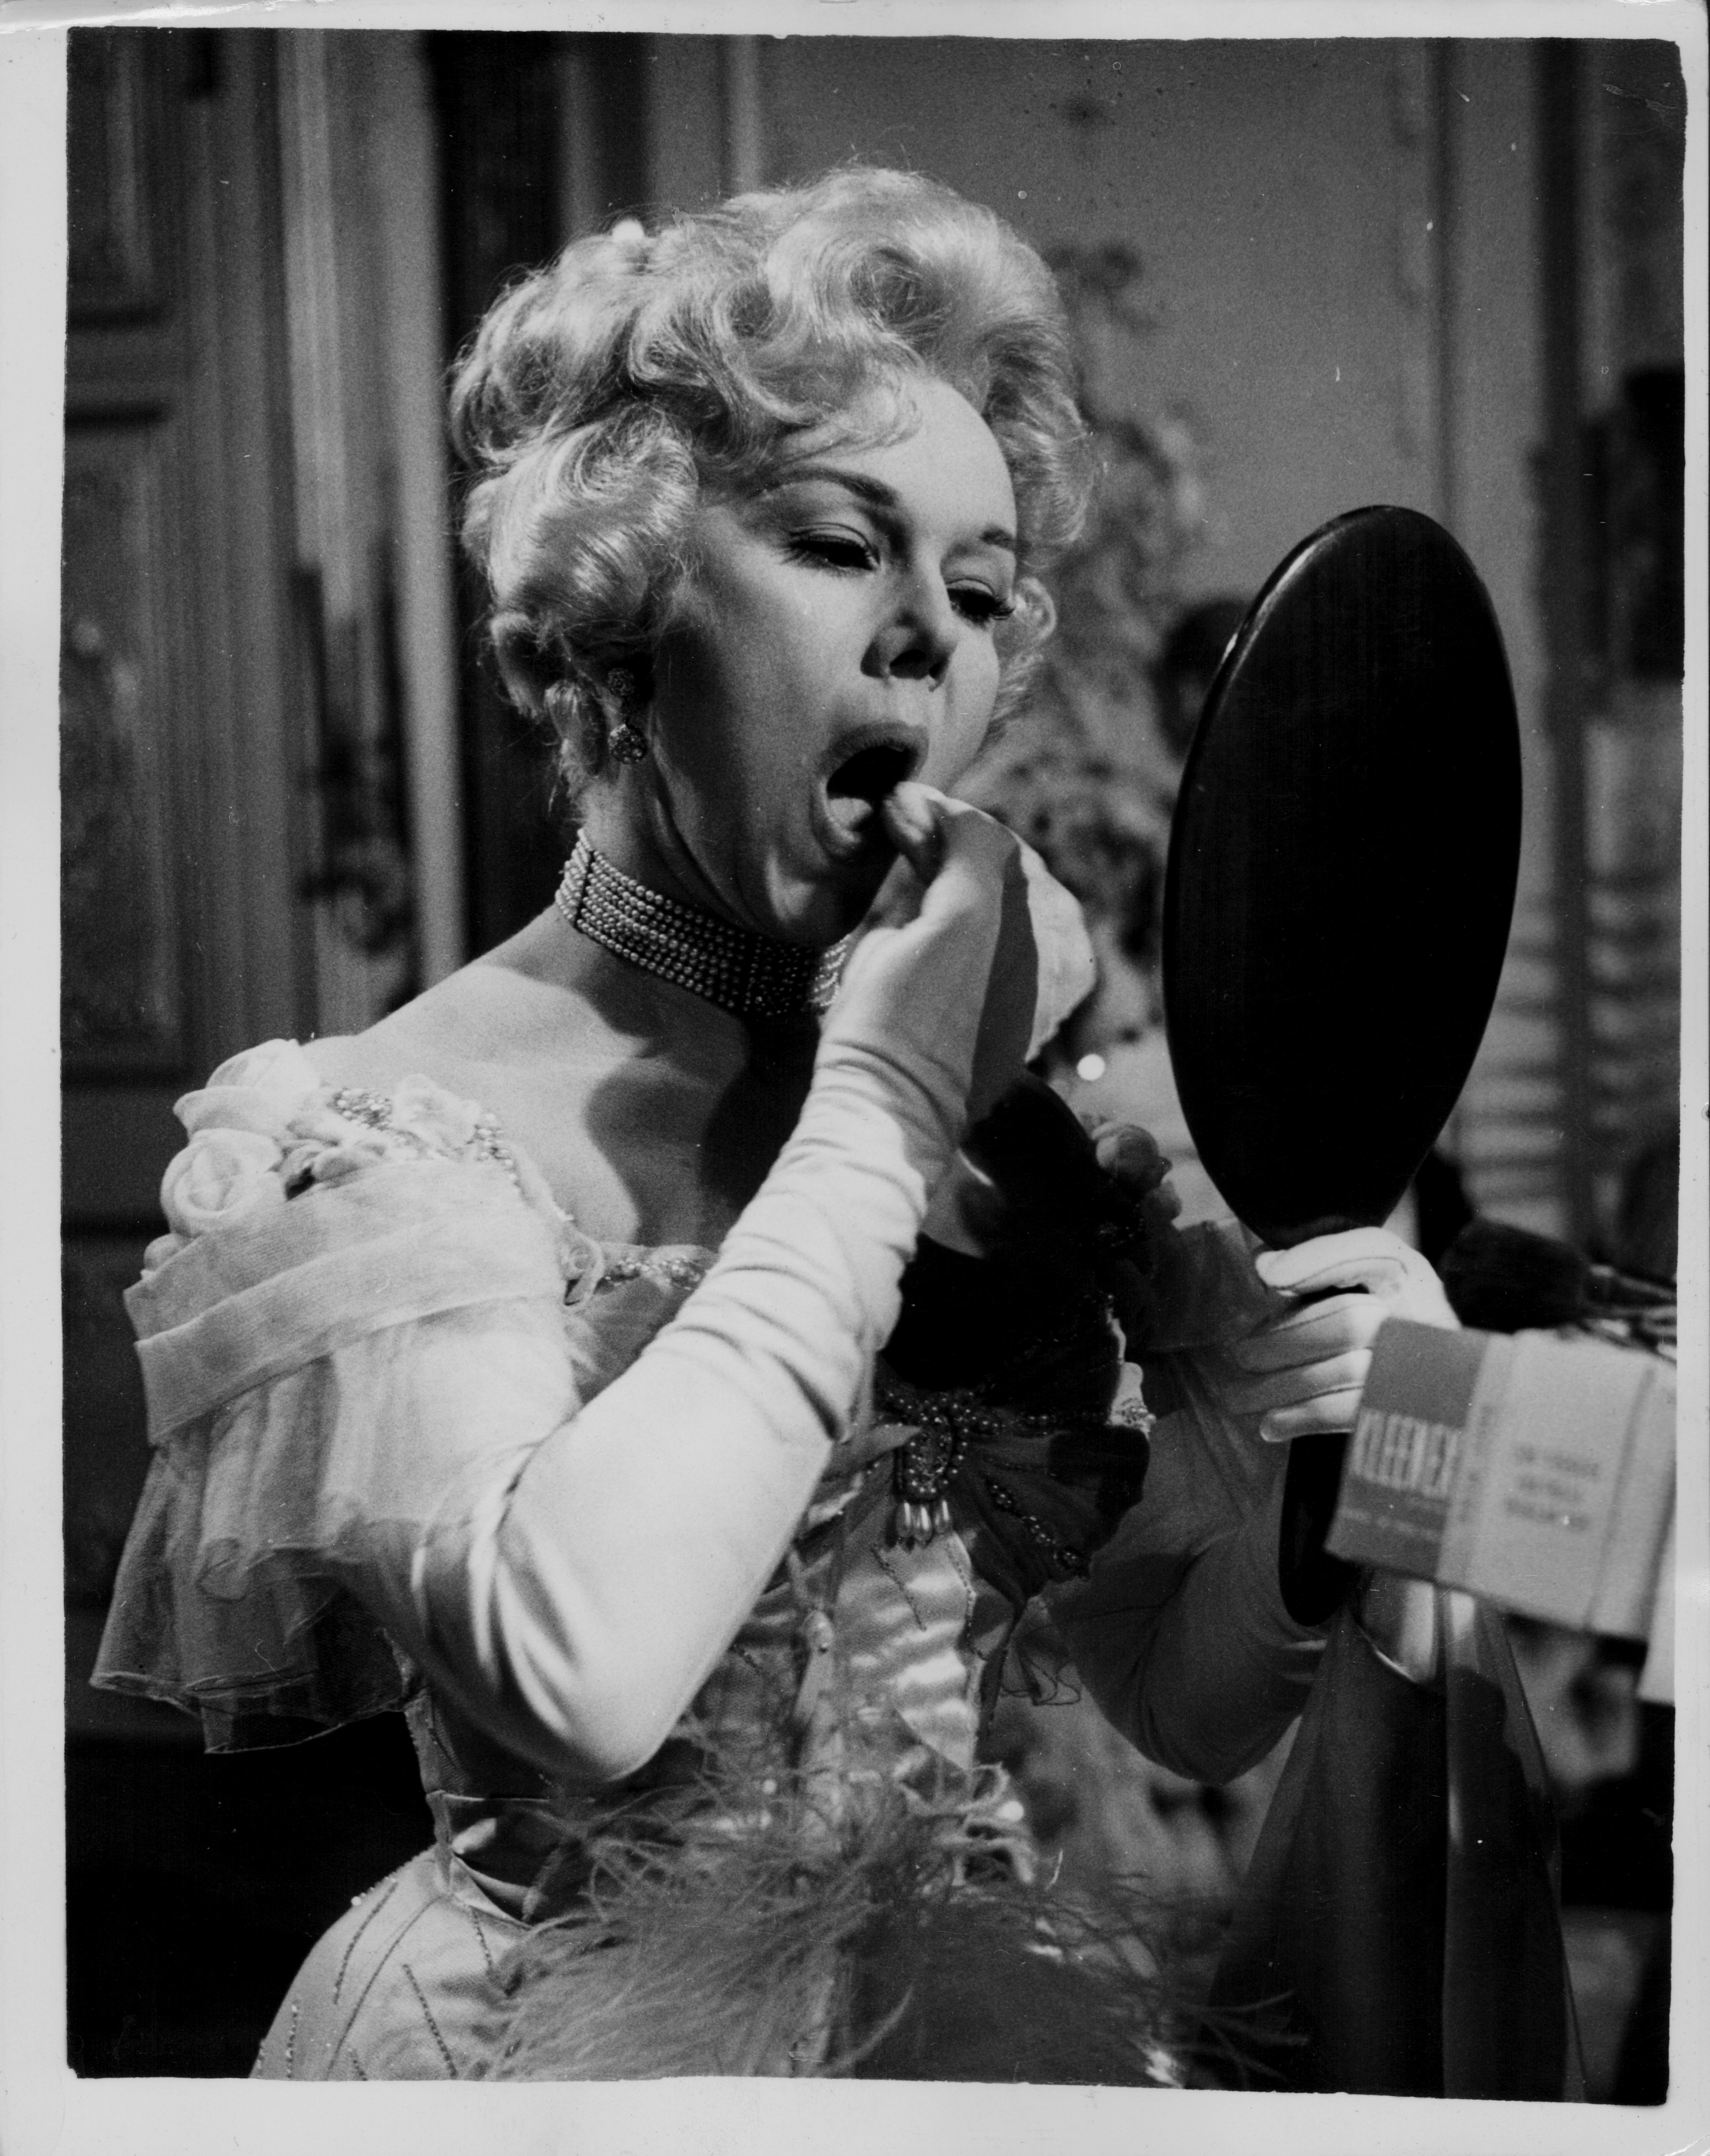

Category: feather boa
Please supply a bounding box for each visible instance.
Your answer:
[485,1753,1218,2084]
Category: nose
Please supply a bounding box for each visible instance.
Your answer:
[868,569,958,686]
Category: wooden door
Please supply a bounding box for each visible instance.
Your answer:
[62,26,314,1727]
[61,29,437,2073]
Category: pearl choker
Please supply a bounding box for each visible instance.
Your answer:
[554,833,849,1021]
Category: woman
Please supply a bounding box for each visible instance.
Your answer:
[94,169,1455,2081]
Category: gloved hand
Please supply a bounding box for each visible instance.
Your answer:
[815,783,1037,1167]
[1211,1228,1460,1444]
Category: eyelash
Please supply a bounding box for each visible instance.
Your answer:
[791,532,876,573]
[788,533,1017,627]
[954,588,1018,628]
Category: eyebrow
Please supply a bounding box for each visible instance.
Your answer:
[764,463,1017,555]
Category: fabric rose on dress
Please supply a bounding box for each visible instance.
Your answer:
[387,1076,482,1156]
[176,1038,323,1141]
[277,1082,481,1191]
[283,1104,380,1149]
[160,1128,287,1239]
[293,1131,396,1188]
[278,1105,397,1191]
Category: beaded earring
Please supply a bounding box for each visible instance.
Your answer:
[604,667,649,765]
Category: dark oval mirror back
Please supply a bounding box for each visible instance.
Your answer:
[1162,505,1523,1251]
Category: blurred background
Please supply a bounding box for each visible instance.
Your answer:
[61,28,1683,2087]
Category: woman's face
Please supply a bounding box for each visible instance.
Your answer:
[588,376,1019,947]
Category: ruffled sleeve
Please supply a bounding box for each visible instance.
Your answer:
[94,1043,582,1750]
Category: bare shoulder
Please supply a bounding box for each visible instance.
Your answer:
[303,916,622,1097]
[295,917,704,1233]
[296,913,794,1242]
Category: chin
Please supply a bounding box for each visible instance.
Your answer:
[770,862,887,948]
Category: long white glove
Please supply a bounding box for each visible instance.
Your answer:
[1210,1228,1460,1443]
[406,790,1035,1785]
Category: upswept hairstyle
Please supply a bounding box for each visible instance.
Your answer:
[450,167,1096,791]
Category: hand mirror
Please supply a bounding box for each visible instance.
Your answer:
[1161,506,1521,1612]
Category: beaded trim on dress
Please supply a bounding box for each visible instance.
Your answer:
[326,1087,522,1190]
[554,832,850,1021]
[322,1084,711,1298]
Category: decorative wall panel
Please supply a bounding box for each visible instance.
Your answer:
[60,420,186,1074]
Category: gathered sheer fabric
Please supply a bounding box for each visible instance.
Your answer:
[102,1171,716,1755]
[106,1165,573,1748]
[95,1038,1327,2079]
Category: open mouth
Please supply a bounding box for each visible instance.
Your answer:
[822,742,918,836]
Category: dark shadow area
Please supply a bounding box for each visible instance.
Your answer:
[67,1713,431,2076]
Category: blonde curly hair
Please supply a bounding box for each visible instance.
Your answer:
[450,167,1096,793]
